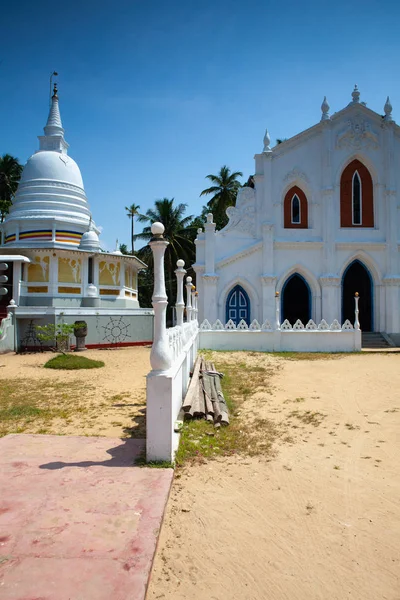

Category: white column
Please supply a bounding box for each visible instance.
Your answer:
[194,291,199,322]
[149,222,171,372]
[12,261,22,306]
[185,276,193,321]
[275,291,280,329]
[204,213,216,274]
[354,292,360,330]
[261,275,276,324]
[175,259,186,327]
[191,286,196,322]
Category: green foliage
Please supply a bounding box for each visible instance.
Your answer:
[44,354,105,370]
[0,154,23,222]
[134,198,198,318]
[200,165,243,230]
[119,243,129,255]
[34,322,79,344]
[125,203,141,253]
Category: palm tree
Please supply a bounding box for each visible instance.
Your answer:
[0,154,23,223]
[125,203,141,253]
[200,165,242,229]
[134,198,197,315]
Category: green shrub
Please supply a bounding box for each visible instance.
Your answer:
[44,354,104,370]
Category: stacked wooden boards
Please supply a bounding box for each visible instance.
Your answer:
[175,356,229,431]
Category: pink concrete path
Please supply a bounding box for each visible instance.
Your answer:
[0,434,173,600]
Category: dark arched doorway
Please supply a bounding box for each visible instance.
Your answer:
[226,285,250,325]
[342,260,373,331]
[282,274,311,325]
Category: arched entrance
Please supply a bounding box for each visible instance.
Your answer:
[282,274,311,325]
[226,285,250,325]
[342,260,373,331]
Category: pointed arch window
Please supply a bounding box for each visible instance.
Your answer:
[352,171,362,225]
[340,160,373,227]
[291,194,301,224]
[284,186,308,228]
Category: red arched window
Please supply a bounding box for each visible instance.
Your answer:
[340,160,374,227]
[284,186,308,228]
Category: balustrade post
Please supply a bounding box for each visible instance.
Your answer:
[275,291,281,330]
[354,292,360,331]
[186,276,193,321]
[175,259,186,327]
[191,286,196,323]
[194,291,199,322]
[149,222,171,371]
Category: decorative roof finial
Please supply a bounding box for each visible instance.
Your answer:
[52,82,58,98]
[384,96,393,122]
[351,84,360,103]
[263,128,271,152]
[321,96,330,121]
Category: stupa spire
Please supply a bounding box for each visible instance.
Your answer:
[38,83,69,154]
[44,84,63,134]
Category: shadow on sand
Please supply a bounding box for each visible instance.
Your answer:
[39,438,145,470]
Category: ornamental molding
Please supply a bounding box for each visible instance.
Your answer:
[216,241,262,270]
[260,275,277,285]
[192,264,205,273]
[319,276,341,288]
[202,274,219,284]
[336,116,379,151]
[335,242,386,251]
[221,187,256,238]
[283,168,310,184]
[274,241,323,250]
[382,276,400,286]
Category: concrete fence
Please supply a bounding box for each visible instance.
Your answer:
[199,292,362,352]
[146,223,199,462]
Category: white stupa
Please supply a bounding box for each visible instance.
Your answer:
[3,83,98,247]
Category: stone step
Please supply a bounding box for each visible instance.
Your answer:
[362,332,390,349]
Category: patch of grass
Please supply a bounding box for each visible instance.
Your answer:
[267,352,350,361]
[175,356,281,467]
[44,354,105,370]
[0,377,94,437]
[134,450,174,468]
[288,409,326,427]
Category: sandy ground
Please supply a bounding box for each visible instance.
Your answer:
[148,353,400,600]
[0,347,151,438]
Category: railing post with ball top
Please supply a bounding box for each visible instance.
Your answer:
[275,291,281,330]
[186,276,193,321]
[354,292,360,331]
[175,259,186,327]
[148,222,171,372]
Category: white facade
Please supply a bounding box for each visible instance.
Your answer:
[195,87,400,334]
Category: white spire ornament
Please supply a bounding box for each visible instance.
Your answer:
[321,96,330,121]
[351,84,360,104]
[263,128,272,153]
[384,96,393,122]
[38,83,69,153]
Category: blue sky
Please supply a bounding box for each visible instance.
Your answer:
[1,0,399,250]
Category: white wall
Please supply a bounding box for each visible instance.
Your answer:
[199,330,361,353]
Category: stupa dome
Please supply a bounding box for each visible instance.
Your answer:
[79,228,100,252]
[21,151,84,188]
[3,84,98,248]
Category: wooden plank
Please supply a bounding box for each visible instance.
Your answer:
[182,354,202,412]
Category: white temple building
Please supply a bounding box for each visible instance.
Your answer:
[195,86,400,343]
[0,84,153,350]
